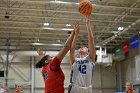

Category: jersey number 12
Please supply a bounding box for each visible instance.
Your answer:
[79,65,86,74]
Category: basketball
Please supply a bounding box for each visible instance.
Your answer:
[79,0,93,15]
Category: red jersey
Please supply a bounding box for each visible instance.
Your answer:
[42,56,65,93]
[126,89,133,93]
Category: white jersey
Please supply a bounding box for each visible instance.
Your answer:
[0,88,4,93]
[69,55,95,93]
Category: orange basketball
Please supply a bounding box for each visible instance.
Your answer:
[79,0,93,15]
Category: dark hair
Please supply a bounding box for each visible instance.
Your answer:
[95,55,97,62]
[36,55,49,68]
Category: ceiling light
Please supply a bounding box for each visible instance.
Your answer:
[139,31,140,34]
[51,44,63,46]
[43,23,49,26]
[54,1,69,4]
[118,27,124,31]
[66,24,71,27]
[61,28,73,31]
[32,43,63,46]
[43,27,73,31]
[43,27,54,30]
[32,43,44,45]
[96,46,101,48]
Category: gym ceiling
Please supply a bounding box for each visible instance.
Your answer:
[0,0,140,52]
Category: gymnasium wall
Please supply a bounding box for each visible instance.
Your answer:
[116,47,140,92]
[0,52,116,93]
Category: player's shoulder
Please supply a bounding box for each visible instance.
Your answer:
[0,88,4,92]
[85,55,96,65]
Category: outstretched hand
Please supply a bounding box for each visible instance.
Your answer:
[37,48,46,58]
[74,21,80,36]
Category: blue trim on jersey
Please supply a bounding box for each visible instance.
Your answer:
[70,70,73,83]
[76,60,89,64]
[91,63,94,83]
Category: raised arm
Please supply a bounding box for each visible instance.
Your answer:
[56,27,75,62]
[85,15,96,63]
[70,22,80,65]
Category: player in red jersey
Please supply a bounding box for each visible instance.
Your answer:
[36,22,79,93]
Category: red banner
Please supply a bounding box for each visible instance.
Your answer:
[122,40,129,54]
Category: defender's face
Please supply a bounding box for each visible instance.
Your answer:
[45,56,54,64]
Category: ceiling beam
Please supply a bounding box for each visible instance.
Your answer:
[0,20,137,26]
[0,26,118,33]
[2,0,140,10]
[0,7,140,18]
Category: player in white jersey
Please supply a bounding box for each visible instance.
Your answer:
[68,15,96,93]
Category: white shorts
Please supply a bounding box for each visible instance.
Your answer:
[69,84,92,93]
